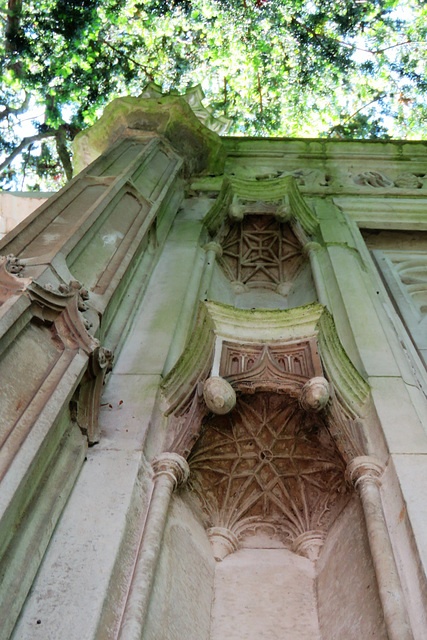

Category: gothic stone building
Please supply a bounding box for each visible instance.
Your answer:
[1,86,427,640]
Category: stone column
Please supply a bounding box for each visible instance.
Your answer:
[198,241,223,302]
[347,456,414,640]
[118,453,189,640]
[303,241,331,309]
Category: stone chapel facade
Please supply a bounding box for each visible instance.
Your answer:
[0,85,427,640]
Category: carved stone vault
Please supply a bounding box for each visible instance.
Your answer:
[188,392,350,559]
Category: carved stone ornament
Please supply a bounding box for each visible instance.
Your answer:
[220,338,322,395]
[394,172,423,189]
[346,455,385,489]
[299,376,330,412]
[207,527,240,561]
[75,346,114,444]
[218,215,304,293]
[203,376,236,414]
[188,392,350,559]
[0,254,31,304]
[203,175,318,237]
[353,171,394,188]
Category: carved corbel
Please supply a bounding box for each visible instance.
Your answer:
[73,346,114,444]
[28,279,98,353]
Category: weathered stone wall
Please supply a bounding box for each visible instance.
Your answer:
[142,496,215,640]
[317,497,387,639]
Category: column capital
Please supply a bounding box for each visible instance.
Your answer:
[303,241,323,256]
[152,452,190,489]
[204,242,223,258]
[346,455,385,488]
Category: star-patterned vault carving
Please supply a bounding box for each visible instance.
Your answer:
[188,393,349,549]
[218,215,304,290]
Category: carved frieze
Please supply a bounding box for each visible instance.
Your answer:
[188,392,350,557]
[220,338,322,382]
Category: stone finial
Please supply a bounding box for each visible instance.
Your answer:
[152,452,190,489]
[203,376,236,414]
[299,376,330,412]
[346,455,385,489]
[207,527,240,562]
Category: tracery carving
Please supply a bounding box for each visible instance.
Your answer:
[218,215,304,292]
[188,393,350,557]
[220,338,322,383]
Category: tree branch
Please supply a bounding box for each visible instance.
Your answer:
[0,129,57,174]
[257,71,263,115]
[340,94,385,127]
[99,37,158,80]
[0,92,30,121]
[55,128,73,181]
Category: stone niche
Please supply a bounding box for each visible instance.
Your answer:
[183,391,386,640]
[159,302,385,640]
[217,214,315,309]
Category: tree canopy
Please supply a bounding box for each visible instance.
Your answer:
[2,0,427,190]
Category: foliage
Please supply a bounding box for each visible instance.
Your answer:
[1,0,427,189]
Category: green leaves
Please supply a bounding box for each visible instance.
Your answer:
[2,0,427,188]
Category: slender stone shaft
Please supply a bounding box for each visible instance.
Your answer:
[118,453,189,640]
[303,241,330,308]
[198,242,223,302]
[347,456,414,640]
